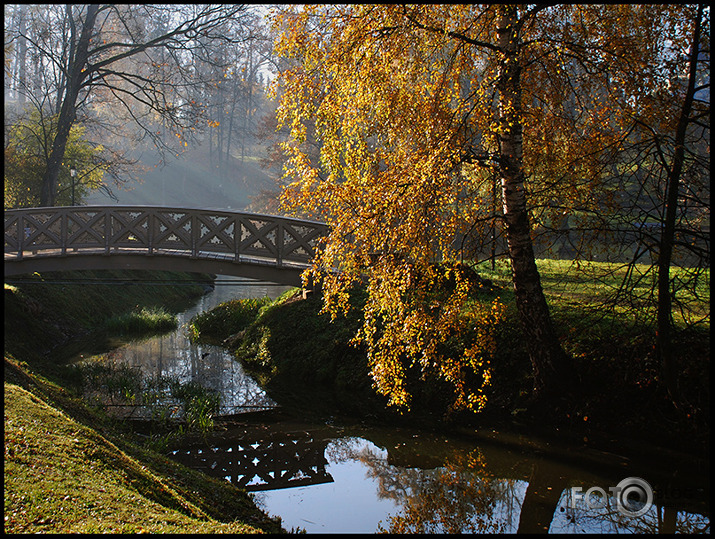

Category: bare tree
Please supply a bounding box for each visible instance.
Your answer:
[8,4,252,206]
[653,4,709,404]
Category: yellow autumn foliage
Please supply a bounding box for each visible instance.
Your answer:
[268,4,704,410]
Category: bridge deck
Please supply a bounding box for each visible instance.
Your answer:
[5,206,328,286]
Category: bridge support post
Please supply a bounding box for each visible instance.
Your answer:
[104,211,111,255]
[301,272,322,300]
[276,223,284,267]
[61,212,67,256]
[17,215,24,260]
[147,211,154,256]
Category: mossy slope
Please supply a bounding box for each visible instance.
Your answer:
[4,376,280,533]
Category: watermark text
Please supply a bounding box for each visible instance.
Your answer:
[571,477,654,517]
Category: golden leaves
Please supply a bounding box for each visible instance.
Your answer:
[271,5,508,414]
[345,260,507,413]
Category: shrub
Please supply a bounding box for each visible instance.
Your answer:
[188,297,272,343]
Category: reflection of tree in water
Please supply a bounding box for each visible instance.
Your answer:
[557,490,710,534]
[319,436,708,534]
[354,445,519,534]
[324,436,378,464]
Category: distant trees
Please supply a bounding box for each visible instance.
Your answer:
[4,110,106,207]
[197,8,274,175]
[4,4,272,207]
[270,4,709,410]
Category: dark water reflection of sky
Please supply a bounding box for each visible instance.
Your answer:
[76,276,710,534]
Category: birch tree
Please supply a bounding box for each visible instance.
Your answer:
[271,5,570,409]
[271,4,708,411]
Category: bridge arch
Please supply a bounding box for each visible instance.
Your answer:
[4,206,328,287]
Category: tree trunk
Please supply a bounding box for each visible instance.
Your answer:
[656,4,702,405]
[517,463,569,533]
[39,5,99,207]
[17,5,27,108]
[496,6,572,399]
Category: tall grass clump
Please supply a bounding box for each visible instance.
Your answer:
[169,380,221,432]
[103,306,177,336]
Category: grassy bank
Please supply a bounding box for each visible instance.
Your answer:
[3,270,284,534]
[194,259,709,456]
[4,367,279,533]
[4,270,213,363]
[188,296,272,344]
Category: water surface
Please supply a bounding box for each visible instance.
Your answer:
[73,277,710,534]
[170,418,710,534]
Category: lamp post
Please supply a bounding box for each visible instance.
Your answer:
[70,165,77,206]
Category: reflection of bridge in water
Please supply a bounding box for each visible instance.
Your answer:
[168,427,333,492]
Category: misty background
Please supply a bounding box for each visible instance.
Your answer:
[5,5,288,214]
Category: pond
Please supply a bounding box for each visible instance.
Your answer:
[168,415,709,534]
[71,276,710,534]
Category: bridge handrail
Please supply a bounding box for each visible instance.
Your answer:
[4,205,329,267]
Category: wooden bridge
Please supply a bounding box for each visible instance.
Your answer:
[4,206,329,287]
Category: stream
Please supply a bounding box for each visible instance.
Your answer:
[70,276,710,534]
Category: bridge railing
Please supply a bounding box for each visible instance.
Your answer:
[170,430,334,492]
[4,206,329,267]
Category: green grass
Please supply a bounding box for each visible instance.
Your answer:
[188,296,272,344]
[103,306,178,336]
[4,370,281,534]
[476,258,709,326]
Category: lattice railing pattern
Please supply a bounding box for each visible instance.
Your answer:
[169,433,333,492]
[4,206,329,266]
